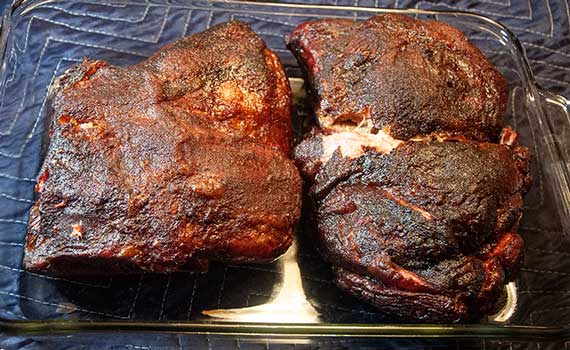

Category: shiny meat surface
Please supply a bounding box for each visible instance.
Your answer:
[24,21,301,275]
[287,14,509,141]
[289,14,531,322]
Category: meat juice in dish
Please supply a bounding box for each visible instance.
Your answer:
[288,14,531,322]
[24,21,301,275]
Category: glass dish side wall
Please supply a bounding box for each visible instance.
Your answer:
[0,0,568,337]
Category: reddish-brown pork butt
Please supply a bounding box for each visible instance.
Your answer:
[25,21,301,275]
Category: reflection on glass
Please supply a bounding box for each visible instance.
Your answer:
[490,282,518,323]
[203,241,320,323]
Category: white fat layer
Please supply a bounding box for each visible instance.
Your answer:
[321,130,403,162]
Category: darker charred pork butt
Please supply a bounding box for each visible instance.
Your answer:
[288,14,531,322]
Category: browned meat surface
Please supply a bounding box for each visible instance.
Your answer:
[24,21,301,275]
[295,130,530,322]
[296,132,529,322]
[287,14,508,141]
[289,14,531,322]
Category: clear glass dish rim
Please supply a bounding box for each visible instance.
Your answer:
[0,0,568,339]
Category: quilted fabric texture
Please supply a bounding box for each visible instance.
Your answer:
[0,1,568,349]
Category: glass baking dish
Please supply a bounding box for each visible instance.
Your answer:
[0,0,569,344]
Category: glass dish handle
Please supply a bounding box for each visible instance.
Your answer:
[530,88,570,235]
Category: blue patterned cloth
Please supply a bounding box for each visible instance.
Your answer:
[2,1,566,100]
[0,1,568,349]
